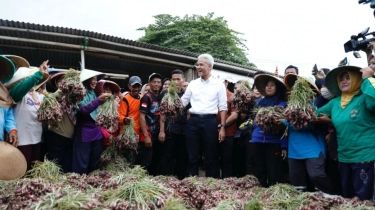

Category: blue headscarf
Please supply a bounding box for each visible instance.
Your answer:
[257,80,285,108]
[78,84,99,121]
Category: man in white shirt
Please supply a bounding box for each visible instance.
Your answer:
[181,53,227,178]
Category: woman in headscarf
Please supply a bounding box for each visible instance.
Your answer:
[72,69,110,174]
[251,74,288,187]
[140,84,150,97]
[160,78,170,92]
[317,65,375,200]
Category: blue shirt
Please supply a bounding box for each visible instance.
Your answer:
[0,107,17,141]
[283,120,326,159]
[251,101,288,149]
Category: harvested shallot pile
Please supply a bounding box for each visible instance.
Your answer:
[231,80,256,112]
[254,106,285,134]
[1,159,375,210]
[37,94,63,129]
[159,82,184,119]
[96,95,118,130]
[284,77,318,130]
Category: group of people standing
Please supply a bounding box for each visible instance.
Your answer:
[1,51,375,202]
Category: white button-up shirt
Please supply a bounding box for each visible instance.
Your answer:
[181,75,227,114]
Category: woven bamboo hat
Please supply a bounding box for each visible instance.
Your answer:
[80,69,105,83]
[0,55,16,84]
[4,55,30,70]
[4,67,49,89]
[284,73,320,93]
[46,72,66,92]
[95,79,121,95]
[325,66,361,96]
[0,141,27,180]
[254,74,288,98]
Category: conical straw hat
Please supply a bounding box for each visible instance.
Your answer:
[0,141,27,180]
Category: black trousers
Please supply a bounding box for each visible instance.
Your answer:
[138,132,159,175]
[289,152,335,195]
[219,136,234,178]
[172,133,188,180]
[232,137,247,177]
[252,143,284,187]
[45,130,73,173]
[185,116,218,178]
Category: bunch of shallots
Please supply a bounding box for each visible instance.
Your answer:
[115,118,139,150]
[159,82,184,119]
[231,80,256,112]
[284,78,317,130]
[60,69,86,112]
[37,94,63,129]
[254,106,284,134]
[96,95,118,130]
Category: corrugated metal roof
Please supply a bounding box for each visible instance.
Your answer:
[0,19,273,86]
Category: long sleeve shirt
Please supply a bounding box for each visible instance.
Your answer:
[181,76,227,114]
[77,98,103,142]
[317,78,375,163]
[250,101,288,149]
[0,107,16,141]
[10,71,43,102]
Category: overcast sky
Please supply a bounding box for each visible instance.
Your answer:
[1,0,375,77]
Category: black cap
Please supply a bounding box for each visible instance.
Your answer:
[149,73,162,82]
[129,76,142,86]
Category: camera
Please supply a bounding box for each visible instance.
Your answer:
[344,27,375,57]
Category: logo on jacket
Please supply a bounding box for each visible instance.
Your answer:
[350,109,358,119]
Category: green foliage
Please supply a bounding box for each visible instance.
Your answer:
[138,13,256,67]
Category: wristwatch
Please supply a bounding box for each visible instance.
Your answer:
[218,124,226,128]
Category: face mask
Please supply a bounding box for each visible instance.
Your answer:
[321,87,335,100]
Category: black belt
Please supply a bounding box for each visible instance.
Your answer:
[190,114,216,119]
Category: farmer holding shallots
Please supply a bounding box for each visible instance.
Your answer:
[251,74,288,187]
[44,71,76,172]
[158,69,188,178]
[5,58,50,170]
[95,79,121,149]
[72,69,110,174]
[181,54,227,178]
[118,76,142,166]
[316,65,375,200]
[281,74,336,197]
[139,73,162,175]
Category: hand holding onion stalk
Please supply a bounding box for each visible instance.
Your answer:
[284,78,317,130]
[37,94,63,129]
[96,94,118,130]
[116,118,139,150]
[159,81,184,119]
[60,69,86,112]
[254,106,285,134]
[231,80,256,112]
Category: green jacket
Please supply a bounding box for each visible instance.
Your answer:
[317,77,375,163]
[9,71,44,102]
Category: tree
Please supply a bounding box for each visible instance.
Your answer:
[137,13,256,67]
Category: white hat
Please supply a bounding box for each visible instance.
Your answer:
[0,141,27,180]
[4,67,49,90]
[80,69,105,83]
